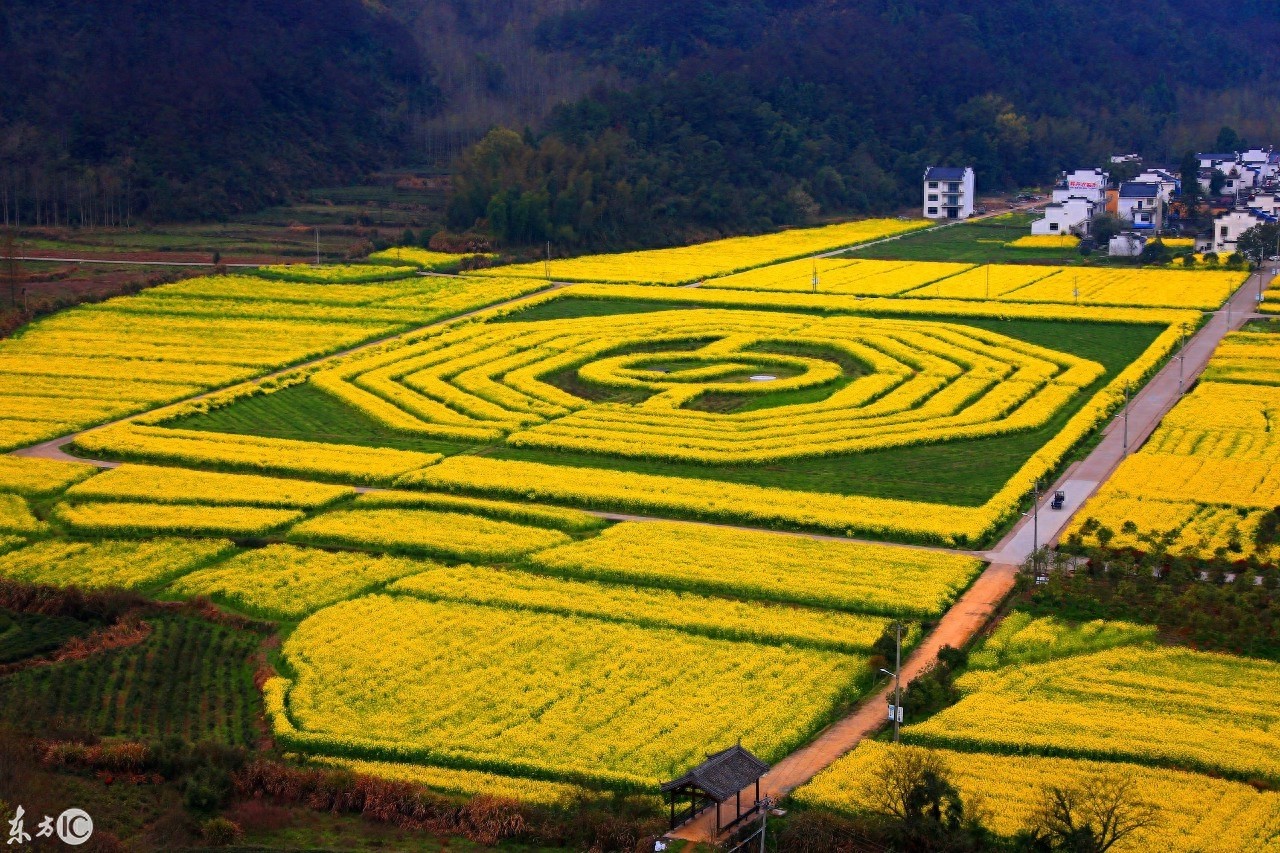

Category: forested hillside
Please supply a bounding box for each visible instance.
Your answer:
[0,0,432,221]
[4,0,1280,238]
[449,0,1280,247]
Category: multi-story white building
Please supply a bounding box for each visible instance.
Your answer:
[1133,169,1179,199]
[1032,196,1102,236]
[922,167,975,220]
[1210,208,1270,254]
[1116,182,1163,230]
[1197,152,1237,170]
[1051,169,1109,204]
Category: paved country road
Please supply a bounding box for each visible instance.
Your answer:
[668,273,1271,844]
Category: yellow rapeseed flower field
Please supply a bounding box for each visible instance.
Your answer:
[172,544,428,619]
[0,538,235,589]
[53,501,304,537]
[474,219,930,284]
[66,464,355,509]
[904,645,1280,783]
[254,264,419,283]
[352,489,604,532]
[705,258,973,295]
[268,595,871,788]
[795,742,1280,853]
[966,613,1156,669]
[1007,234,1080,249]
[1068,330,1280,554]
[995,266,1244,309]
[74,423,441,485]
[0,457,99,497]
[366,247,488,269]
[0,273,550,453]
[310,757,591,807]
[387,562,907,652]
[528,521,982,617]
[287,507,571,560]
[0,494,45,535]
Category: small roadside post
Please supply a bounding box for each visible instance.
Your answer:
[879,621,904,744]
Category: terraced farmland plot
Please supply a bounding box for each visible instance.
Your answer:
[387,561,908,653]
[266,595,872,788]
[528,521,981,618]
[796,742,1280,853]
[473,219,930,284]
[903,644,1280,783]
[0,273,548,451]
[705,257,973,295]
[1068,328,1280,559]
[0,538,234,590]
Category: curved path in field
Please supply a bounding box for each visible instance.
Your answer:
[668,274,1269,843]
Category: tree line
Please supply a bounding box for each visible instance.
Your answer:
[447,0,1280,250]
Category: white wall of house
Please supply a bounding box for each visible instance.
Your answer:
[923,167,975,220]
[1109,234,1146,257]
[1251,193,1280,217]
[1198,153,1236,170]
[1117,196,1162,229]
[1212,209,1267,254]
[1051,169,1108,204]
[1032,197,1098,235]
[1133,170,1177,199]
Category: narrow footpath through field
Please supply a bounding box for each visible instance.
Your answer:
[667,273,1271,844]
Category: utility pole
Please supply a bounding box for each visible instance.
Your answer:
[544,241,552,281]
[758,796,773,853]
[812,258,818,293]
[314,227,321,267]
[893,621,902,744]
[879,623,903,743]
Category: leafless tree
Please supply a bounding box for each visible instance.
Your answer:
[1025,772,1160,853]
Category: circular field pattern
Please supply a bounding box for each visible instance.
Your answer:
[312,308,1104,464]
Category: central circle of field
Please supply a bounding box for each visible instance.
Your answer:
[313,308,1105,464]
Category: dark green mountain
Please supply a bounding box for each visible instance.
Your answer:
[3,0,1279,235]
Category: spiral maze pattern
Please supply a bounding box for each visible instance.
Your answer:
[312,309,1104,464]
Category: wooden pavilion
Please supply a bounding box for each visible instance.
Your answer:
[659,744,770,833]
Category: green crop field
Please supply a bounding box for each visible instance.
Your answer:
[0,615,264,745]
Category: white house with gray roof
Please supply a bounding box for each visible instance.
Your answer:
[1116,182,1163,230]
[923,167,975,220]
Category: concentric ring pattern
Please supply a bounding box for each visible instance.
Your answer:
[310,309,1103,464]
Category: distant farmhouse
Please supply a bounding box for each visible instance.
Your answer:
[922,167,975,220]
[1032,169,1108,236]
